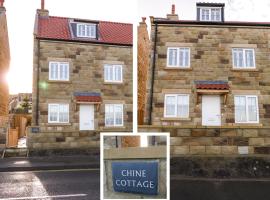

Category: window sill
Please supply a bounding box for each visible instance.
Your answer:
[231,68,258,72]
[104,82,123,85]
[102,126,126,130]
[48,80,72,84]
[47,123,71,126]
[161,117,191,121]
[233,123,262,127]
[165,67,192,71]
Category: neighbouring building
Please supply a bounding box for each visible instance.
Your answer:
[29,1,133,150]
[140,3,270,155]
[137,17,150,125]
[9,93,32,114]
[0,0,10,149]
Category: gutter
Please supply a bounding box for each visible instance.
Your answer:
[148,23,158,125]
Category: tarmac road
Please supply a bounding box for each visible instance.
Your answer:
[0,169,100,200]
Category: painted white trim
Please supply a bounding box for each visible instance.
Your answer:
[234,95,259,123]
[48,103,69,123]
[164,94,189,118]
[49,61,69,81]
[105,104,124,127]
[232,48,256,69]
[198,7,222,22]
[167,47,190,68]
[76,23,96,38]
[104,64,123,83]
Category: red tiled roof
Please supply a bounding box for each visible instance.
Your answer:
[75,96,102,103]
[37,16,132,45]
[196,84,229,90]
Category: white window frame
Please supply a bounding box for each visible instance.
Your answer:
[49,62,69,81]
[232,48,256,69]
[167,47,190,68]
[199,7,222,22]
[48,103,69,123]
[76,23,96,38]
[105,104,124,127]
[164,94,190,118]
[104,64,123,83]
[234,95,259,123]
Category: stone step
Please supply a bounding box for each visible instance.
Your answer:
[3,148,28,158]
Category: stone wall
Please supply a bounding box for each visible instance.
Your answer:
[139,126,270,155]
[145,22,270,126]
[31,39,132,149]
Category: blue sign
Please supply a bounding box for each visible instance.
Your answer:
[112,162,158,195]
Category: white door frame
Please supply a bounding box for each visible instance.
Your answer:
[202,95,221,126]
[79,104,95,130]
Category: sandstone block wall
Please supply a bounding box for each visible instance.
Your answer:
[146,24,270,127]
[31,39,132,149]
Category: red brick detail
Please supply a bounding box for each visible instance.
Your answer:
[196,83,229,90]
[75,96,101,103]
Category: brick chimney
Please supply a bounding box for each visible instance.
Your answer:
[37,0,49,17]
[167,4,179,20]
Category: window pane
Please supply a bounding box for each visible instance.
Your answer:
[114,105,123,125]
[168,49,177,66]
[233,49,244,68]
[50,63,58,80]
[105,105,114,126]
[49,105,58,122]
[165,96,176,116]
[104,65,109,81]
[59,104,69,123]
[59,63,68,80]
[177,95,189,118]
[245,50,254,67]
[235,96,247,122]
[114,65,122,81]
[247,97,257,121]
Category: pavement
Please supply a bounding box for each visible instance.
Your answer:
[0,155,100,172]
[0,169,100,200]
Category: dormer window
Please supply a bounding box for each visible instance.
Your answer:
[197,3,225,22]
[76,23,96,38]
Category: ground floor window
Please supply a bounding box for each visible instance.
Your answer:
[234,95,259,123]
[48,104,69,123]
[164,94,189,118]
[105,104,123,126]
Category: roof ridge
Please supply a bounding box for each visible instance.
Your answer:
[46,15,132,25]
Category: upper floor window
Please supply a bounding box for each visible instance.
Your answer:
[200,7,221,21]
[167,47,190,68]
[105,104,123,127]
[104,64,123,83]
[232,48,255,69]
[49,62,69,81]
[77,23,96,38]
[48,103,69,123]
[234,95,259,123]
[164,94,189,118]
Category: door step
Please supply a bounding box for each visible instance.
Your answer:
[3,148,29,158]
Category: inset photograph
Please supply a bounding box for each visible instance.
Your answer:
[101,133,169,199]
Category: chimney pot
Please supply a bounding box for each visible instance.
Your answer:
[142,17,146,23]
[41,0,45,10]
[172,4,175,14]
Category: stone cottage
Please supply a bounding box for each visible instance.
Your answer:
[0,0,10,149]
[29,1,133,150]
[140,3,270,155]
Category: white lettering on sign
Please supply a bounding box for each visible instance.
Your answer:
[115,179,155,188]
[121,170,146,177]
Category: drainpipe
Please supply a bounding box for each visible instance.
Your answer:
[148,23,158,125]
[35,39,40,126]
